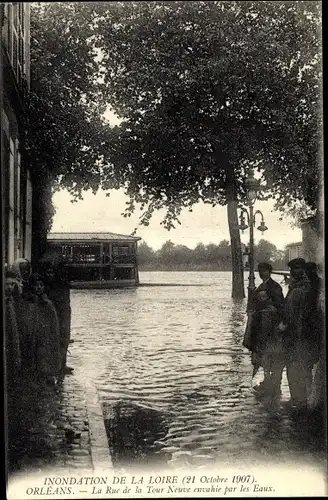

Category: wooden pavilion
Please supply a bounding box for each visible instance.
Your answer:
[47,232,141,288]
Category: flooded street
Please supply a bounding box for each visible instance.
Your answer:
[70,272,325,472]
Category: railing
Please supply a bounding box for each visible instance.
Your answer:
[112,255,136,265]
[271,270,290,285]
[62,255,137,265]
[271,270,290,278]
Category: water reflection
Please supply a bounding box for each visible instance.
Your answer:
[229,298,247,366]
[104,401,170,469]
[70,272,325,471]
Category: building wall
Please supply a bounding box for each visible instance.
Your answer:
[287,245,303,262]
[301,216,324,265]
[1,3,31,265]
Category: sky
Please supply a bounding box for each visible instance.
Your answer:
[51,188,302,251]
[51,109,302,251]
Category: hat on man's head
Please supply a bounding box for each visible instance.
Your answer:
[288,258,306,269]
[258,262,273,272]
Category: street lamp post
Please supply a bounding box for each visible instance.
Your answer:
[239,171,268,311]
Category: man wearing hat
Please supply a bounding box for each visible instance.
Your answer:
[256,262,285,313]
[303,262,324,402]
[278,257,311,411]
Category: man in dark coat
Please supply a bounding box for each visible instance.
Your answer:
[25,273,61,383]
[42,263,73,378]
[303,262,324,394]
[244,264,284,341]
[278,258,311,411]
[249,289,282,394]
[245,262,285,396]
[243,263,284,395]
[255,262,285,315]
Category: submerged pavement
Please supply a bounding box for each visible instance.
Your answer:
[8,276,326,478]
[8,346,112,476]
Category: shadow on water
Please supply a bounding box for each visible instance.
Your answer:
[251,391,326,461]
[103,401,170,468]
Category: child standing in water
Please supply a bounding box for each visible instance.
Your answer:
[250,289,282,397]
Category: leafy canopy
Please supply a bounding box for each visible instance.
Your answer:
[91,0,321,229]
[27,2,113,198]
[28,2,321,232]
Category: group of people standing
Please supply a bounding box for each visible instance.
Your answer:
[4,257,72,466]
[5,257,72,388]
[244,259,324,414]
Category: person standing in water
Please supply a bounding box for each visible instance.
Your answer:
[4,269,22,390]
[4,268,22,471]
[303,262,324,396]
[41,261,73,378]
[278,258,311,412]
[25,272,61,384]
[255,262,285,313]
[11,258,32,295]
[249,289,282,397]
[244,262,285,395]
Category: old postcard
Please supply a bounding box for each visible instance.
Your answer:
[2,1,326,499]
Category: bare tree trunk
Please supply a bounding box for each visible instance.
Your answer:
[226,183,245,299]
[31,177,55,268]
[213,148,245,298]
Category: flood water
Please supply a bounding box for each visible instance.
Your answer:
[70,272,325,472]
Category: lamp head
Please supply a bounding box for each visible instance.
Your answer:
[238,214,249,232]
[257,221,268,233]
[245,171,261,203]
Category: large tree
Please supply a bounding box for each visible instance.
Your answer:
[26,2,113,262]
[254,239,279,265]
[89,0,321,297]
[29,1,321,286]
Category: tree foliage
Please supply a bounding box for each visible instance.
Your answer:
[138,238,287,271]
[254,239,283,265]
[28,2,321,269]
[26,2,114,240]
[28,1,321,225]
[91,0,321,225]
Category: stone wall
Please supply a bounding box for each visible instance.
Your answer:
[301,214,324,265]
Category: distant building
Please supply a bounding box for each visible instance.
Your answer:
[1,3,32,264]
[284,213,324,266]
[286,242,303,262]
[47,232,141,288]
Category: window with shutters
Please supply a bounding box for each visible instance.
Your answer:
[17,2,25,86]
[12,3,19,83]
[24,170,32,261]
[20,168,27,260]
[2,3,10,48]
[8,137,15,263]
[3,137,10,264]
[2,111,10,263]
[2,2,26,87]
[14,141,23,259]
